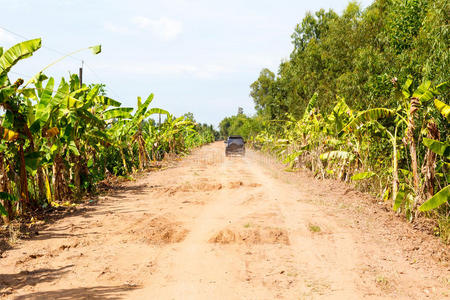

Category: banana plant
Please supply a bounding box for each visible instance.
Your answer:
[108,93,168,172]
[0,39,42,213]
[418,98,450,212]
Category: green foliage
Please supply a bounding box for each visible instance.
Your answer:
[341,108,395,134]
[219,111,262,140]
[434,99,450,121]
[419,186,449,212]
[320,151,354,162]
[423,138,450,159]
[0,39,216,221]
[351,171,376,181]
[0,38,41,76]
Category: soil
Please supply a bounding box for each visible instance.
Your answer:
[0,142,449,299]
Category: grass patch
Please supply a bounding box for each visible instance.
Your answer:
[243,223,251,228]
[437,215,450,245]
[375,274,390,290]
[308,223,321,233]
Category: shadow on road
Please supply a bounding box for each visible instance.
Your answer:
[13,285,138,300]
[0,265,73,291]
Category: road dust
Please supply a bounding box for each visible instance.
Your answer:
[1,142,449,299]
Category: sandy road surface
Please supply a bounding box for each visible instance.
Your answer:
[1,142,449,299]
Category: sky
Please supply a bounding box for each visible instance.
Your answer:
[1,0,373,127]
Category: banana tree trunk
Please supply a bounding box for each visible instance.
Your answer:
[74,159,81,199]
[127,145,136,173]
[53,154,68,202]
[23,123,41,208]
[37,167,46,203]
[0,153,12,222]
[407,98,420,204]
[391,126,399,202]
[119,147,128,174]
[18,143,30,210]
[421,120,439,200]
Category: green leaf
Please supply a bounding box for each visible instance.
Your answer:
[351,171,376,181]
[412,80,433,102]
[102,107,133,120]
[434,82,448,95]
[0,86,15,102]
[0,202,6,216]
[0,192,16,216]
[418,185,449,212]
[34,78,55,124]
[282,150,304,164]
[95,96,121,107]
[86,84,100,102]
[20,88,37,100]
[341,108,394,133]
[53,78,69,104]
[0,191,16,203]
[89,45,101,54]
[422,138,450,159]
[303,92,318,119]
[24,151,41,175]
[320,150,354,161]
[393,190,406,211]
[68,141,80,156]
[0,38,41,76]
[401,75,413,98]
[144,108,169,118]
[134,93,154,120]
[434,99,450,122]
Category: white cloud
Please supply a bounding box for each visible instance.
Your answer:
[131,16,182,41]
[0,28,17,43]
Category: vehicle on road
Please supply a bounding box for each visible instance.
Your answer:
[225,135,245,156]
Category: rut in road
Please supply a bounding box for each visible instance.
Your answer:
[1,142,449,299]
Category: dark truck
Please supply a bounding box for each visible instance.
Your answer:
[224,135,245,156]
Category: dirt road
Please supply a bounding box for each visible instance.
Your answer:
[1,142,449,299]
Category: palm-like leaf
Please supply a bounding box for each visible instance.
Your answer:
[422,138,450,159]
[419,185,449,212]
[0,38,41,76]
[341,108,394,133]
[434,99,450,122]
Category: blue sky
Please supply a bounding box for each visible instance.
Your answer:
[1,0,372,127]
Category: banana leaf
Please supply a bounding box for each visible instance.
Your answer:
[423,138,450,159]
[102,107,133,120]
[95,96,121,107]
[144,108,169,118]
[302,92,318,119]
[0,38,41,76]
[320,150,355,161]
[0,192,16,216]
[0,202,6,216]
[282,150,304,164]
[341,108,394,133]
[89,45,101,54]
[434,99,450,122]
[412,80,433,102]
[419,185,449,212]
[351,171,376,181]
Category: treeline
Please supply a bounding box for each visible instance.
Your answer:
[250,0,448,118]
[0,39,217,222]
[220,0,449,242]
[219,107,262,139]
